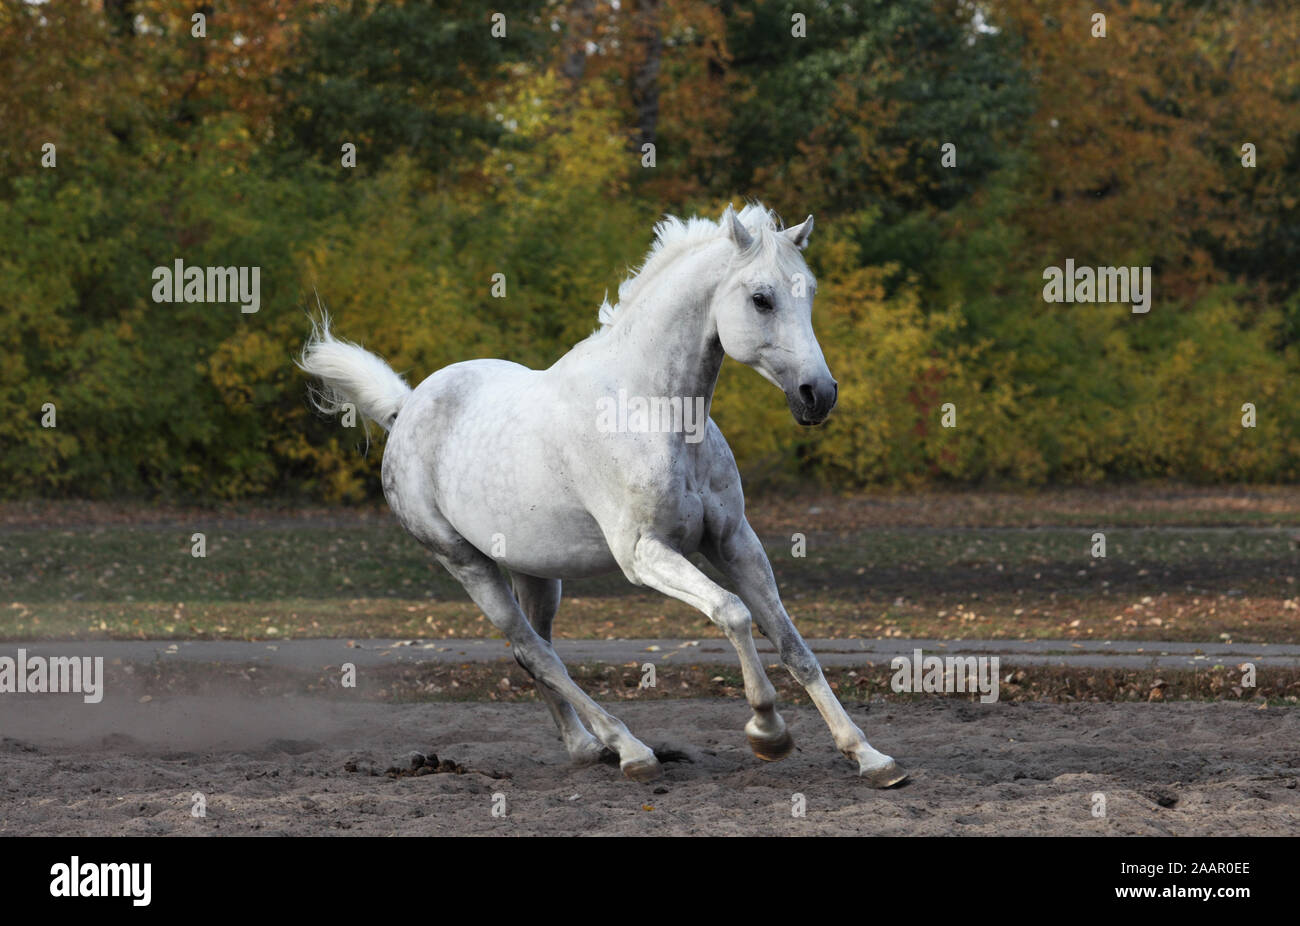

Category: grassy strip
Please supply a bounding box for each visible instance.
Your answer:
[4,519,1299,643]
[5,524,1299,603]
[5,591,1299,643]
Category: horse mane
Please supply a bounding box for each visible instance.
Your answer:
[592,202,806,335]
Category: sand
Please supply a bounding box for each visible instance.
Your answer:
[2,694,1297,835]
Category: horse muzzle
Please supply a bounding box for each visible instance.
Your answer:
[787,377,838,426]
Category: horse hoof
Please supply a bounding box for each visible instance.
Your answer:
[747,729,795,762]
[860,759,909,788]
[621,755,664,782]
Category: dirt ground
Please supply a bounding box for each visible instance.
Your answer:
[2,695,1296,835]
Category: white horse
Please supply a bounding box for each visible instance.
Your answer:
[299,203,907,786]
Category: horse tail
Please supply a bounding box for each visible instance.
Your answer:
[297,313,412,433]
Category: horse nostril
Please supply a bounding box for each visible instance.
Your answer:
[798,383,816,408]
[831,381,838,404]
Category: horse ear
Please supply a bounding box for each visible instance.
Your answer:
[786,214,814,250]
[722,204,754,251]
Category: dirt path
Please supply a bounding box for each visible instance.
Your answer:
[2,696,1296,835]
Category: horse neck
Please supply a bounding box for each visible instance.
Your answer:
[599,247,726,404]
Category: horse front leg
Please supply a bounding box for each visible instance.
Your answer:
[705,519,908,787]
[626,535,793,761]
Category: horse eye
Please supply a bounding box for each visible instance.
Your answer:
[752,292,773,311]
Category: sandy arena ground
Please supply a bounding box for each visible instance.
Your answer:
[2,695,1297,835]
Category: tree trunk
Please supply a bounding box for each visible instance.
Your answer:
[630,0,661,153]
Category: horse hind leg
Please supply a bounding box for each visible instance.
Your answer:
[430,542,661,781]
[510,572,611,766]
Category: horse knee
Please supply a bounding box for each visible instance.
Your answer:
[714,594,753,637]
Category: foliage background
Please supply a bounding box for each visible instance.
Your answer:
[2,0,1298,501]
